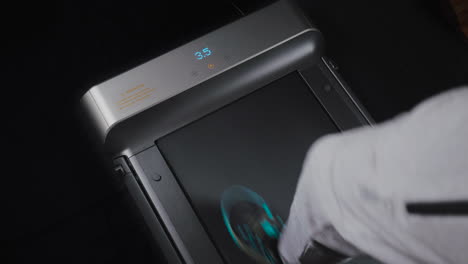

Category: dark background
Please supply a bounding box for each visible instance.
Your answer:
[3,0,467,263]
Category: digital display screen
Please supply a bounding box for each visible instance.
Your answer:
[194,47,212,60]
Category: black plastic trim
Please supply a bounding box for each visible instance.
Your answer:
[406,201,468,216]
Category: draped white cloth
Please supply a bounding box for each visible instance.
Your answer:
[278,87,468,264]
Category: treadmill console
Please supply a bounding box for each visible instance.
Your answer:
[81,0,317,144]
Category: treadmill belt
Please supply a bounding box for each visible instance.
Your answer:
[157,72,338,263]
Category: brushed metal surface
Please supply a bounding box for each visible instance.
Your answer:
[81,0,316,142]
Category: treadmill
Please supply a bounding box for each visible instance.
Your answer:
[81,1,373,263]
